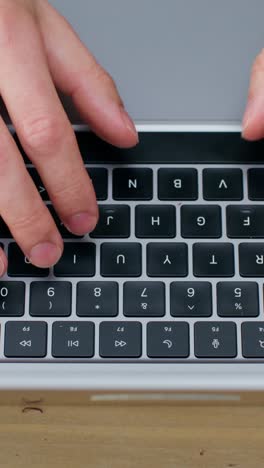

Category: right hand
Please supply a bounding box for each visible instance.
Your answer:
[0,0,138,276]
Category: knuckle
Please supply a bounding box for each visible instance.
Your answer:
[21,114,67,154]
[88,62,116,88]
[10,206,54,237]
[251,49,264,75]
[51,176,90,204]
[97,68,117,91]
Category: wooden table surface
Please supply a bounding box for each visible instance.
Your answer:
[0,392,263,467]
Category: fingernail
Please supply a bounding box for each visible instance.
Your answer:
[242,98,257,134]
[29,242,62,268]
[64,212,98,235]
[0,257,6,276]
[120,108,138,140]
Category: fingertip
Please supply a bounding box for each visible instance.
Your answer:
[120,108,139,142]
[241,97,264,141]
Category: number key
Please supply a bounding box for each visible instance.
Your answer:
[123,281,165,316]
[0,282,25,316]
[217,282,259,317]
[77,281,118,316]
[30,281,72,316]
[170,281,212,317]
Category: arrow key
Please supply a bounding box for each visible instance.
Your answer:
[4,321,47,357]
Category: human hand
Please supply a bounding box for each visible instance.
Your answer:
[242,49,264,140]
[0,0,138,275]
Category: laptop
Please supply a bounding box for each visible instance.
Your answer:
[1,0,264,401]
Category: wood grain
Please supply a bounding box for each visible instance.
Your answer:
[0,396,264,467]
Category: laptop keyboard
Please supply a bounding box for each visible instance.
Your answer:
[1,130,264,362]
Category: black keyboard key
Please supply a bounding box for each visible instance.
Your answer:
[226,205,264,238]
[54,242,96,277]
[170,281,212,317]
[217,282,259,317]
[248,169,264,200]
[0,217,12,238]
[239,243,264,277]
[86,167,108,200]
[123,281,165,317]
[77,281,118,317]
[194,321,237,358]
[4,321,47,358]
[52,321,94,358]
[203,169,243,200]
[147,322,189,358]
[101,243,141,277]
[135,205,176,238]
[90,205,130,238]
[147,243,188,277]
[28,168,49,200]
[113,168,153,200]
[193,243,234,277]
[30,281,72,316]
[0,281,25,316]
[181,205,221,238]
[241,322,264,358]
[99,321,142,358]
[48,206,83,239]
[158,168,198,200]
[8,243,49,277]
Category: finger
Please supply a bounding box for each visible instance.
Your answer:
[242,49,264,140]
[0,247,7,277]
[0,118,63,267]
[0,3,98,235]
[36,0,138,148]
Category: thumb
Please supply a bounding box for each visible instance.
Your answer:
[242,49,264,141]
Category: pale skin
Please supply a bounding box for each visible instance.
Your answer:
[0,0,261,276]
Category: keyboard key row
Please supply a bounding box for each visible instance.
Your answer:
[6,241,264,277]
[4,320,264,359]
[29,167,108,201]
[0,280,260,317]
[24,167,264,202]
[3,204,264,239]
